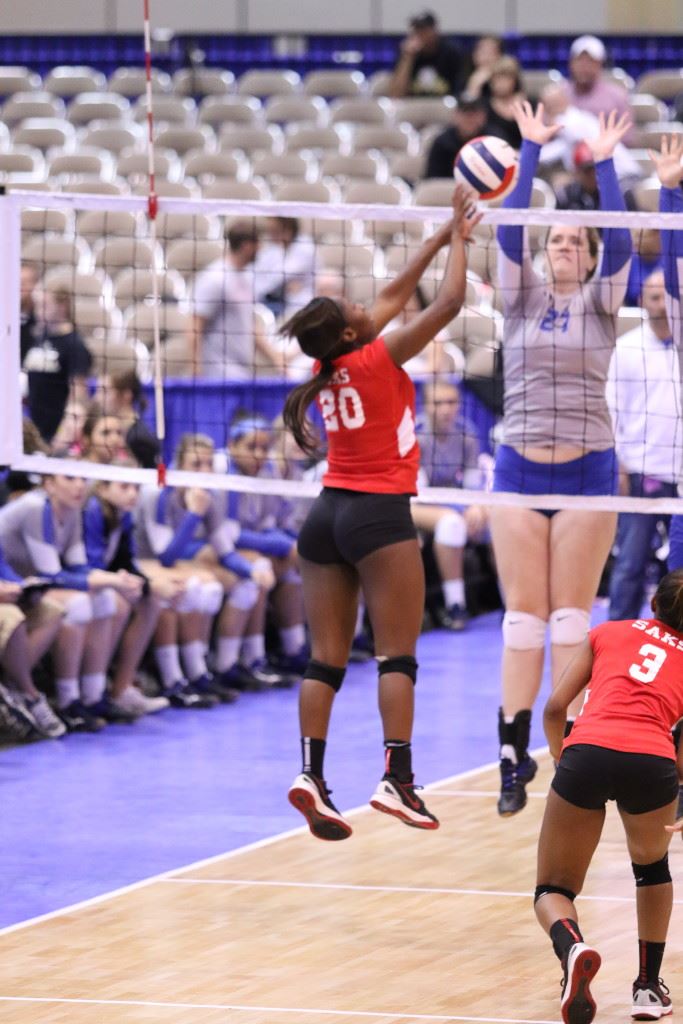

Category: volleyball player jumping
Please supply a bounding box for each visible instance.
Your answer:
[535,569,683,1024]
[283,185,477,840]
[491,102,633,816]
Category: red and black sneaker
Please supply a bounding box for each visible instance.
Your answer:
[561,942,601,1024]
[632,979,673,1020]
[288,772,352,841]
[370,774,439,829]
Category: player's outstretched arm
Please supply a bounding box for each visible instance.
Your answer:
[383,185,480,367]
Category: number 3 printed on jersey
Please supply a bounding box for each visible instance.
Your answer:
[629,643,667,684]
[319,387,366,431]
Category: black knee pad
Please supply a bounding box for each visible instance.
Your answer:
[534,884,577,905]
[305,659,346,692]
[632,854,671,887]
[377,654,418,684]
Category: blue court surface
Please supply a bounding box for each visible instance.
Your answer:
[1,609,558,930]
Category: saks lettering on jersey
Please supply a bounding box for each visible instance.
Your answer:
[632,620,683,650]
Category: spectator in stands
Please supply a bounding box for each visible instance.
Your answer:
[482,56,525,149]
[389,9,471,99]
[20,262,40,363]
[189,220,287,379]
[563,35,633,140]
[226,414,308,677]
[606,269,680,620]
[0,544,66,738]
[0,474,142,732]
[424,92,488,179]
[462,34,505,98]
[22,286,92,444]
[81,408,126,464]
[94,370,161,469]
[254,217,317,318]
[136,432,284,695]
[556,141,637,212]
[50,400,87,458]
[540,82,641,186]
[413,379,490,630]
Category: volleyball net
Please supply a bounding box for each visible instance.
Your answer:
[5,185,683,514]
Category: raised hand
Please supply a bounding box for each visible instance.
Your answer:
[649,134,683,189]
[452,183,483,240]
[511,100,561,146]
[585,109,631,163]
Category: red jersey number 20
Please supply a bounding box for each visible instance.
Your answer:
[319,386,366,432]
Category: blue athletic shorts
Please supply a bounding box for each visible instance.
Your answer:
[493,445,619,509]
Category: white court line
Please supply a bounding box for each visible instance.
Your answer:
[0,995,558,1023]
[163,876,682,905]
[436,790,546,799]
[0,752,538,939]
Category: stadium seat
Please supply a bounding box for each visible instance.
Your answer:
[116,147,182,182]
[133,94,196,125]
[630,94,670,124]
[330,97,391,126]
[264,95,328,127]
[155,125,216,156]
[412,178,457,208]
[321,152,387,182]
[218,124,283,156]
[12,118,76,152]
[61,177,129,196]
[108,66,172,97]
[393,97,456,129]
[76,209,140,244]
[626,148,655,177]
[201,178,270,200]
[521,68,565,101]
[86,335,139,376]
[48,148,116,180]
[123,302,190,349]
[368,71,393,97]
[92,236,162,274]
[132,178,199,198]
[153,211,218,241]
[284,124,347,155]
[21,207,72,237]
[82,123,143,154]
[43,267,114,305]
[67,92,130,125]
[606,67,635,91]
[0,66,42,96]
[183,150,249,182]
[173,67,235,99]
[352,123,418,155]
[71,299,124,343]
[0,147,46,180]
[198,95,262,127]
[252,151,318,182]
[632,176,660,212]
[2,91,65,124]
[113,268,187,310]
[388,151,426,185]
[164,238,224,278]
[161,336,195,377]
[303,70,366,98]
[237,69,301,98]
[635,69,683,100]
[44,66,107,97]
[635,122,683,150]
[273,180,341,204]
[319,242,376,274]
[344,180,414,243]
[617,306,647,336]
[22,233,93,272]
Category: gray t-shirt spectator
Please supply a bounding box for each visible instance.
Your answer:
[192,259,255,379]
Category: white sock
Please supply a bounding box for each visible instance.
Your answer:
[443,579,465,608]
[214,635,242,672]
[241,633,265,665]
[81,673,106,706]
[56,678,79,709]
[154,645,183,688]
[279,624,306,655]
[181,640,207,682]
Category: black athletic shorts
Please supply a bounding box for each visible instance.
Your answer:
[552,743,679,815]
[297,487,417,565]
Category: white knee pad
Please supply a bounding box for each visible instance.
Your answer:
[228,578,259,612]
[63,593,93,626]
[199,579,223,616]
[434,511,467,548]
[175,575,203,614]
[502,611,547,650]
[549,607,590,646]
[91,587,117,620]
[280,567,301,585]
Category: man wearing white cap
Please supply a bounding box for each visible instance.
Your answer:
[564,35,633,141]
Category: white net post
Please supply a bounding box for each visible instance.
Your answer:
[0,189,25,466]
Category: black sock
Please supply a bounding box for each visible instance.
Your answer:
[549,919,584,964]
[638,940,666,984]
[384,740,412,781]
[301,737,326,778]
